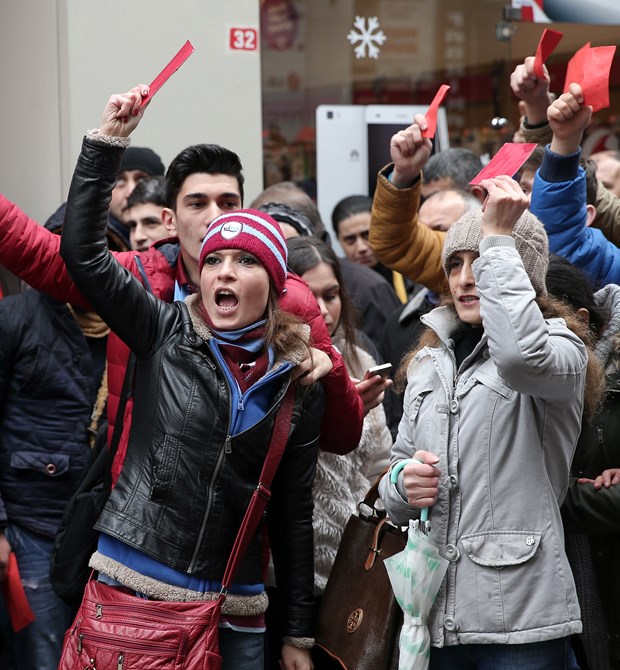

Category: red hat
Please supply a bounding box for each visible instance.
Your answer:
[199,209,288,294]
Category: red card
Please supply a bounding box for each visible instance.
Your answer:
[0,553,35,632]
[564,43,616,112]
[469,143,538,186]
[141,40,195,107]
[533,28,563,79]
[422,84,450,139]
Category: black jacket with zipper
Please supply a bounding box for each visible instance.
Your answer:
[60,135,324,638]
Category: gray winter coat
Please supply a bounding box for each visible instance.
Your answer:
[380,237,586,647]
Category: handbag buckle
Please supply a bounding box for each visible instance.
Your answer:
[256,482,271,501]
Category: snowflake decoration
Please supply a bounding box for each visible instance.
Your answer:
[347,16,387,60]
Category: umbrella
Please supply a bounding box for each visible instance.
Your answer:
[384,459,449,670]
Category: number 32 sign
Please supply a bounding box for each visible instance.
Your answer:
[229,27,259,52]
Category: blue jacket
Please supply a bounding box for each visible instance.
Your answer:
[0,290,104,537]
[530,146,620,290]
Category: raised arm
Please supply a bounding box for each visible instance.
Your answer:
[510,55,555,130]
[477,175,587,399]
[530,84,620,288]
[60,85,165,356]
[369,114,446,292]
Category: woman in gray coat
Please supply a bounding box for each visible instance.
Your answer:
[379,175,604,669]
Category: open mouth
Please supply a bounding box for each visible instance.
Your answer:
[215,289,239,312]
[459,296,479,304]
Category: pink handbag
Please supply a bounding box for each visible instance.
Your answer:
[58,386,295,670]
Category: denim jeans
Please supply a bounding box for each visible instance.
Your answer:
[429,637,579,670]
[0,524,75,670]
[220,627,264,670]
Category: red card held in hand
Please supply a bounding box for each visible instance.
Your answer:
[469,143,538,186]
[141,40,195,107]
[533,28,563,79]
[564,42,616,112]
[422,84,450,139]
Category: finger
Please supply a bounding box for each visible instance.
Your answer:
[567,82,584,103]
[413,113,428,134]
[413,449,440,466]
[577,477,594,484]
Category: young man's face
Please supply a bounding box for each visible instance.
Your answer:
[125,203,168,252]
[110,169,150,221]
[162,173,242,285]
[337,212,376,268]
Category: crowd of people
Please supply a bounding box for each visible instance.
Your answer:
[2,37,620,670]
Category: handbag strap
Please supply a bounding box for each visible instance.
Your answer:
[102,353,137,493]
[220,384,296,593]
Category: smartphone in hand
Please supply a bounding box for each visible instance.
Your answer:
[364,362,393,380]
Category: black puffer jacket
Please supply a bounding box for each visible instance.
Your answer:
[60,135,324,638]
[0,290,103,537]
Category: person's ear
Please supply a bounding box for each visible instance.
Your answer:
[577,307,590,328]
[162,208,177,236]
[469,185,487,204]
[585,204,596,227]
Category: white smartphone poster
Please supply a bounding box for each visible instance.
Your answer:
[365,104,449,196]
[315,105,367,246]
[315,103,449,246]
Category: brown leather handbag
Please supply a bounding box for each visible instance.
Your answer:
[315,477,406,670]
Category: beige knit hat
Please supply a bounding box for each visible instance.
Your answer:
[441,208,548,295]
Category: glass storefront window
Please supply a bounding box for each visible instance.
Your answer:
[260,0,620,212]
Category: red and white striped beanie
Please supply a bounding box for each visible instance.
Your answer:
[199,209,288,294]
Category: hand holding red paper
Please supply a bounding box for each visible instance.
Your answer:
[480,175,530,238]
[564,42,616,112]
[548,83,593,155]
[469,143,538,186]
[389,114,433,188]
[100,85,150,138]
[422,84,450,139]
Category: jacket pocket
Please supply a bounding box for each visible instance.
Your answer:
[405,380,435,427]
[461,530,541,567]
[149,434,181,505]
[456,530,559,636]
[11,450,71,477]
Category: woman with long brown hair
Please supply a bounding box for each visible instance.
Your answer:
[380,175,603,670]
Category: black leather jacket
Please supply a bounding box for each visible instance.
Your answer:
[60,136,324,638]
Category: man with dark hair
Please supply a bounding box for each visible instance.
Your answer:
[124,176,168,252]
[420,147,485,202]
[45,146,165,249]
[0,140,365,487]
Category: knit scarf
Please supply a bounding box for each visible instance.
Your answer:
[197,302,269,391]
